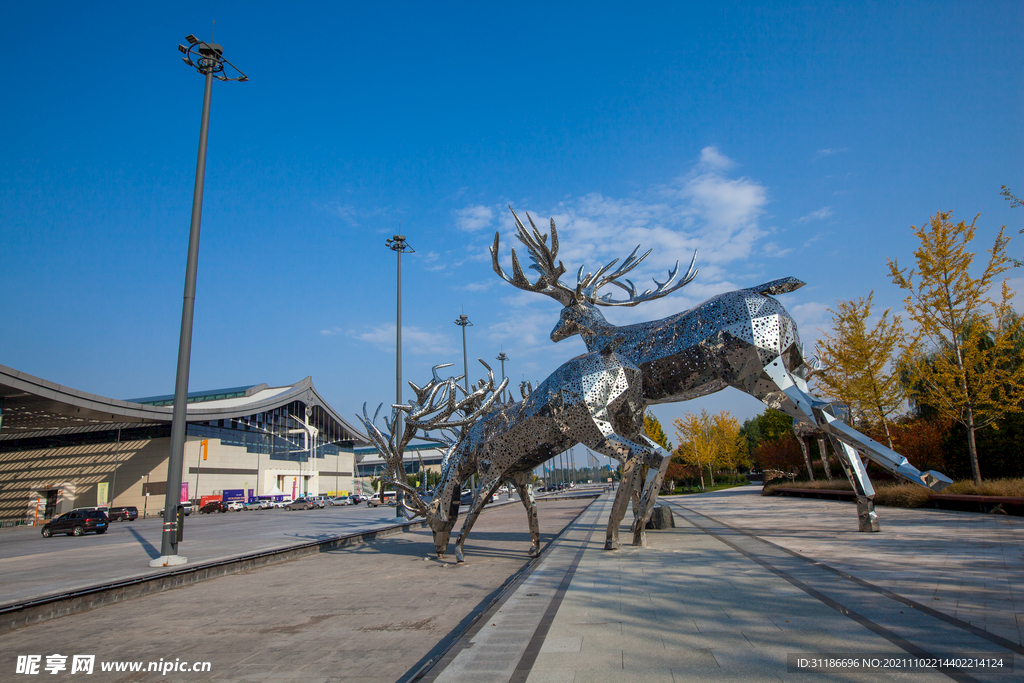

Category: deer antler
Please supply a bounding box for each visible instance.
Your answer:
[573,247,697,307]
[491,208,576,306]
[493,207,698,308]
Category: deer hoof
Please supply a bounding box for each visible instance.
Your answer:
[632,531,648,547]
[528,545,540,557]
[455,547,465,563]
[604,539,619,551]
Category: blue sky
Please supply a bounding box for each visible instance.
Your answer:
[3,1,1022,440]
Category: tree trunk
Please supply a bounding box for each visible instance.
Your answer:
[707,464,715,487]
[965,404,982,485]
[881,420,894,450]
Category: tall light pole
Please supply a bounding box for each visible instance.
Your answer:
[455,313,473,489]
[386,234,414,517]
[495,351,509,402]
[455,314,473,392]
[153,33,248,568]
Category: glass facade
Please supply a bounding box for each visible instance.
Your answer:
[189,401,356,461]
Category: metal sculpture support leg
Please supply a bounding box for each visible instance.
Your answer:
[798,436,816,481]
[454,474,503,563]
[630,438,672,547]
[828,434,879,532]
[817,437,833,480]
[509,472,540,556]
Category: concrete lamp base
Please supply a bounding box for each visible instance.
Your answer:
[149,555,188,568]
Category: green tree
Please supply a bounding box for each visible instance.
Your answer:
[889,210,1024,484]
[815,292,906,447]
[643,412,673,451]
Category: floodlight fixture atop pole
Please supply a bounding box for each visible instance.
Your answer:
[495,351,509,402]
[152,31,247,568]
[455,315,473,392]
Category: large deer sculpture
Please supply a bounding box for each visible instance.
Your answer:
[386,208,953,561]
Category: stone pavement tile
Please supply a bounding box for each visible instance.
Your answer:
[663,631,752,651]
[625,647,718,670]
[741,628,848,652]
[573,670,673,683]
[670,669,781,682]
[550,622,622,640]
[581,631,664,652]
[541,636,584,653]
[532,651,623,671]
[524,671,575,683]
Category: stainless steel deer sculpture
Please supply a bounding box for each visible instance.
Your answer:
[386,208,953,561]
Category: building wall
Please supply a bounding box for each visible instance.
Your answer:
[0,431,356,525]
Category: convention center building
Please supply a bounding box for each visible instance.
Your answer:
[0,363,368,525]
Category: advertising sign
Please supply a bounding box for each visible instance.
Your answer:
[181,482,189,503]
[200,495,222,507]
[222,488,245,502]
[97,482,109,507]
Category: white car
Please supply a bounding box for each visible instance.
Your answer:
[274,499,292,509]
[226,501,245,512]
[329,496,352,506]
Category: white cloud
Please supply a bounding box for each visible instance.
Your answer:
[698,146,737,171]
[814,148,848,158]
[320,327,342,337]
[797,207,833,223]
[455,205,495,232]
[347,324,454,355]
[790,301,830,329]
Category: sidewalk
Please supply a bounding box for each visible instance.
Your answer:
[426,486,1023,683]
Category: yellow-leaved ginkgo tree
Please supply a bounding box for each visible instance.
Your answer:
[888,210,1024,485]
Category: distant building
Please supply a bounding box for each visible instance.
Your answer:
[0,364,367,524]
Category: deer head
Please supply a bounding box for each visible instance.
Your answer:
[492,208,698,351]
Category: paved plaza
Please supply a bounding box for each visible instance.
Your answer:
[2,486,1022,682]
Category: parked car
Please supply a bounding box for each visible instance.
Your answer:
[285,497,316,511]
[42,510,108,537]
[308,496,328,508]
[349,494,366,504]
[226,501,245,512]
[243,500,264,511]
[199,500,227,514]
[274,499,292,509]
[106,506,139,522]
[328,496,352,506]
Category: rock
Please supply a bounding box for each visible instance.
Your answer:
[645,505,675,530]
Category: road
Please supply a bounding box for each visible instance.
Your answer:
[0,495,524,607]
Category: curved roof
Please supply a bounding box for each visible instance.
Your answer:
[0,363,367,444]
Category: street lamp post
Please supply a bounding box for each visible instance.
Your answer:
[153,33,248,568]
[455,313,473,489]
[386,234,414,518]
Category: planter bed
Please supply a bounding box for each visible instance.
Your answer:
[770,487,1024,516]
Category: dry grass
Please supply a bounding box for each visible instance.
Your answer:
[763,477,1024,507]
[762,479,852,496]
[945,478,1024,497]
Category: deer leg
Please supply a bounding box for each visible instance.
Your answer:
[433,495,461,557]
[629,437,672,547]
[454,474,503,563]
[509,472,540,557]
[604,457,638,550]
[827,434,880,532]
[761,362,952,491]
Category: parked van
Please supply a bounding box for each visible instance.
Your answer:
[366,490,397,507]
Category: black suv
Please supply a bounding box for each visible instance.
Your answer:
[41,510,108,537]
[199,500,228,514]
[107,506,139,522]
